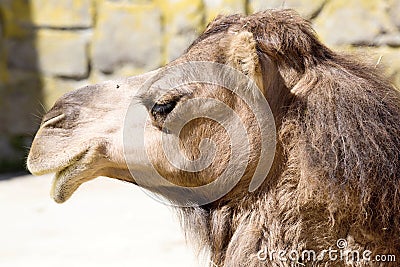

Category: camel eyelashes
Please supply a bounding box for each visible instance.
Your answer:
[151,100,178,117]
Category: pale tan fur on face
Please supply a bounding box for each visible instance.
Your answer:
[143,82,262,200]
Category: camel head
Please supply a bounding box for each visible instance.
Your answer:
[27,9,400,266]
[28,10,319,205]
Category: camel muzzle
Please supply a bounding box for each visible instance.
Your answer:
[27,71,159,202]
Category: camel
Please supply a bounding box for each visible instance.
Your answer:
[27,10,400,266]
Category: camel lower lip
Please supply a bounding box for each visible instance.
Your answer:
[50,151,92,203]
[50,165,79,203]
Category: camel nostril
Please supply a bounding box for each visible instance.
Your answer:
[41,99,81,130]
[42,113,66,128]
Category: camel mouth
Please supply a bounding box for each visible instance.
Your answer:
[50,150,96,203]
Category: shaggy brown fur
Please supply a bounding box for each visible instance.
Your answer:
[179,10,400,267]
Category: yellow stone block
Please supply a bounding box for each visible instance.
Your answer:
[155,0,204,62]
[388,0,400,28]
[155,0,204,29]
[92,1,162,73]
[35,29,90,77]
[2,0,93,39]
[204,0,246,22]
[248,0,326,18]
[313,0,394,46]
[30,0,93,28]
[345,46,400,89]
[1,0,33,38]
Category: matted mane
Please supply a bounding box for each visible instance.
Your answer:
[179,10,400,266]
[281,53,400,227]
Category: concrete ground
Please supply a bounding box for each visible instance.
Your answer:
[0,174,204,267]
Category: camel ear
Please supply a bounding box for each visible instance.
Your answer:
[221,31,264,91]
[222,30,291,117]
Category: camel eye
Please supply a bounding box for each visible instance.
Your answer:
[151,100,177,117]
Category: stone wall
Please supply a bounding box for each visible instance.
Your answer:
[0,0,399,172]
